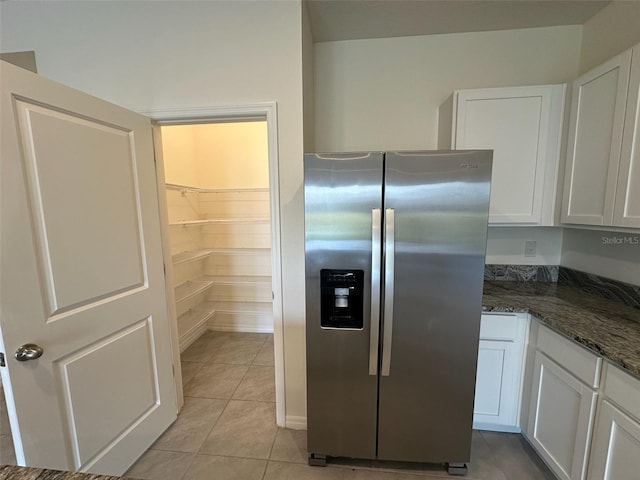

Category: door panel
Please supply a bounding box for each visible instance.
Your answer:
[304,152,383,460]
[474,345,506,416]
[59,319,156,467]
[456,92,546,223]
[15,100,145,315]
[377,151,492,463]
[0,60,176,474]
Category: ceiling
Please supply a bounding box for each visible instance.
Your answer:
[305,0,612,42]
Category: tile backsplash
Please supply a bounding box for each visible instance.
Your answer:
[484,265,559,282]
[484,264,640,309]
[559,267,640,309]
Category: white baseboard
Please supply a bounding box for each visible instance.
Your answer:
[285,415,307,430]
[179,318,209,352]
[208,324,274,333]
[208,312,273,333]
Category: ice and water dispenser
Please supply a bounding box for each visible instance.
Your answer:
[320,269,364,329]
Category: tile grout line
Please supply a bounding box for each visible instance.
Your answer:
[214,332,274,478]
[193,397,229,457]
[261,407,280,480]
[189,332,266,455]
[176,451,197,480]
[176,332,272,479]
[129,332,271,479]
[177,333,239,464]
[180,362,206,391]
[227,358,256,401]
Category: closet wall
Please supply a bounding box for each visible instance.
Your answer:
[162,122,273,351]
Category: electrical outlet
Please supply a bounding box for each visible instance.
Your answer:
[524,240,537,257]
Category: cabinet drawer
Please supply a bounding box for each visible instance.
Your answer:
[602,362,640,419]
[537,324,601,387]
[480,313,518,340]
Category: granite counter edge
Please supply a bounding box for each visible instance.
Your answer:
[482,303,640,379]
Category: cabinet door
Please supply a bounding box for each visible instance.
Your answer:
[562,51,632,226]
[454,86,564,225]
[614,46,640,228]
[588,400,640,479]
[473,313,527,432]
[473,339,520,432]
[527,352,597,480]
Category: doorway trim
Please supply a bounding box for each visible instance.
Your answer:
[142,103,286,427]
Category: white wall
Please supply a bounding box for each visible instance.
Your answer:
[486,227,563,266]
[313,25,580,271]
[195,122,268,189]
[302,1,315,152]
[0,0,308,424]
[579,0,640,73]
[562,229,640,285]
[314,25,582,152]
[161,126,199,187]
[162,122,269,189]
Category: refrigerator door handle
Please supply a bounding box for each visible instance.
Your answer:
[381,208,395,376]
[369,208,382,375]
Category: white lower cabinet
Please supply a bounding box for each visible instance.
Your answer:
[588,400,640,479]
[522,321,602,480]
[527,351,598,480]
[588,362,640,479]
[473,313,528,432]
[514,318,640,480]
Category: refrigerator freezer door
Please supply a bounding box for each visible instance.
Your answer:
[305,152,384,460]
[377,151,492,463]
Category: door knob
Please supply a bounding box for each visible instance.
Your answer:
[14,344,44,362]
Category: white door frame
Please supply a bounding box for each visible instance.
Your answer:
[141,103,286,427]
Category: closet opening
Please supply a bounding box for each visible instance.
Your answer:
[150,104,284,426]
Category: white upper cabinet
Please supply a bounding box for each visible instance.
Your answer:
[614,47,640,228]
[448,85,566,225]
[562,43,640,228]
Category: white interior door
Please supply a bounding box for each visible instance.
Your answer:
[0,61,176,474]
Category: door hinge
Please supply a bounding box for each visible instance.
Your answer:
[0,353,5,367]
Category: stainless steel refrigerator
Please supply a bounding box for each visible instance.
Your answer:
[304,150,492,474]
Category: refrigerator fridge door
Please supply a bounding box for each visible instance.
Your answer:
[377,151,492,463]
[304,152,384,460]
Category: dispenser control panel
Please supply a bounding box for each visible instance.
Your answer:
[320,269,364,329]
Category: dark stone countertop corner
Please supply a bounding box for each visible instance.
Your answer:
[482,281,640,379]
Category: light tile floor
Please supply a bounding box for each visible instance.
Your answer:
[126,331,556,480]
[1,332,556,479]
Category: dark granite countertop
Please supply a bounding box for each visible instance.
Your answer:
[482,281,640,378]
[0,465,135,479]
